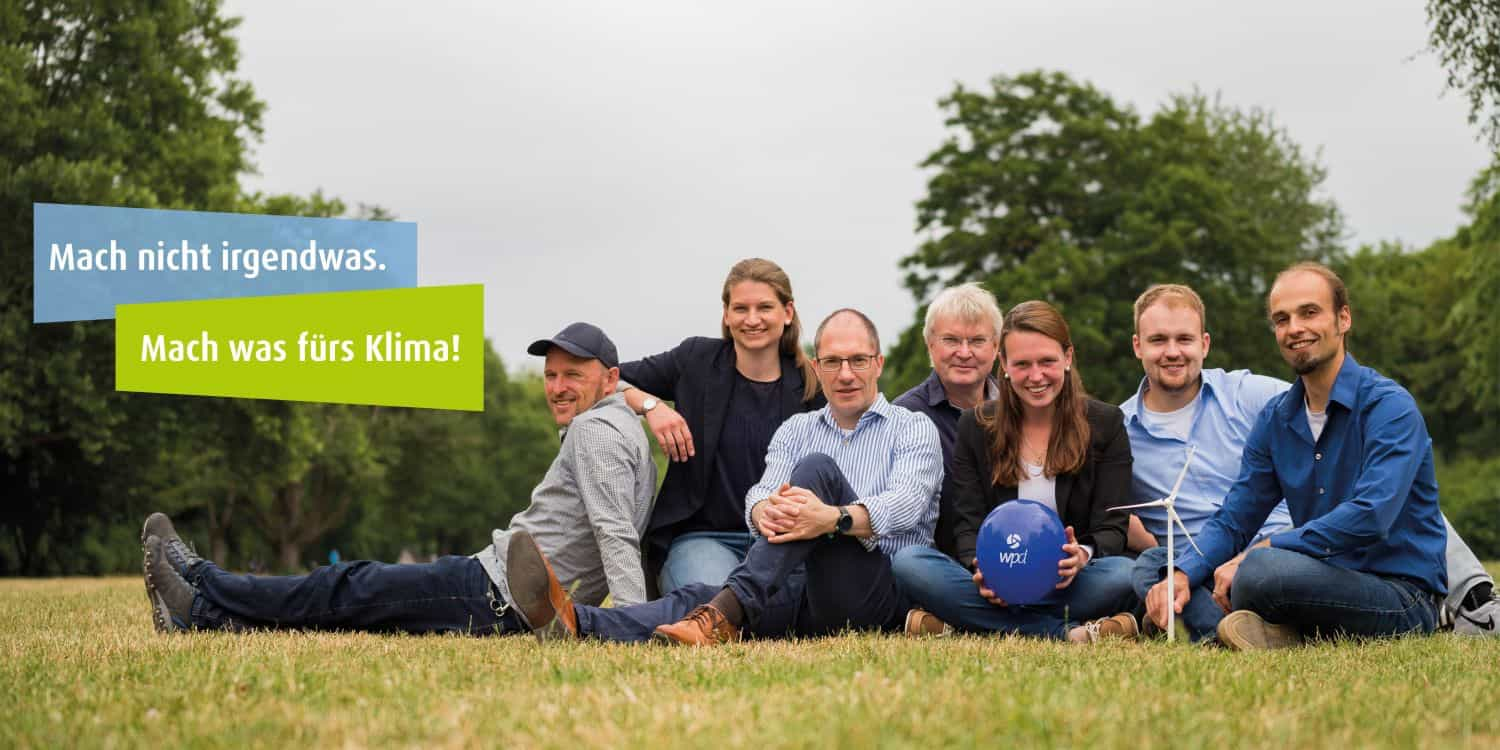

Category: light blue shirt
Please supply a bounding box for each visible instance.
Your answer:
[744,394,943,557]
[1119,368,1294,544]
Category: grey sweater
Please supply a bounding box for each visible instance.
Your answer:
[473,392,657,607]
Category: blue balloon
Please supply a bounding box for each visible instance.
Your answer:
[975,499,1066,605]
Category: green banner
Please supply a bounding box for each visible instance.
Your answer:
[116,285,483,410]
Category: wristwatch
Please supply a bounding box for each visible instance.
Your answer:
[831,506,853,537]
[642,397,659,413]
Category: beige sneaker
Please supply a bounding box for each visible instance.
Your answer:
[1216,610,1302,650]
[904,608,953,637]
[1068,612,1139,644]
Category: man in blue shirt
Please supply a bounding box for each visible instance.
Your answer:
[1144,263,1448,649]
[505,308,944,645]
[1126,282,1497,641]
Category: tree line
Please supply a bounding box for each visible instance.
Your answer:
[4,1,1498,573]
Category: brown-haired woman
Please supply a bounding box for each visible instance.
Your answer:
[619,259,824,596]
[891,300,1138,641]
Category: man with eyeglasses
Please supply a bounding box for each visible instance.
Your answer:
[503,308,944,645]
[894,283,1004,564]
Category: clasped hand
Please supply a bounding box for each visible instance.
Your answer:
[752,484,835,542]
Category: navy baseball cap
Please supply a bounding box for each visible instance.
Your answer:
[527,322,619,369]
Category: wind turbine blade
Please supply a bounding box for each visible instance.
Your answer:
[1169,508,1204,556]
[1165,445,1197,503]
[1106,499,1168,512]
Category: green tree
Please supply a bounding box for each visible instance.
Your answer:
[0,0,263,574]
[1335,240,1486,456]
[890,71,1343,403]
[1427,0,1500,145]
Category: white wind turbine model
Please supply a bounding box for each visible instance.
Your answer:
[1108,445,1201,641]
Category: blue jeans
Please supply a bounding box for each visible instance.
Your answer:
[892,546,1136,639]
[659,531,756,593]
[1132,546,1225,642]
[581,453,907,641]
[1230,547,1439,639]
[189,555,524,635]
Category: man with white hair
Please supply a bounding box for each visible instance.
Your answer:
[893,282,1004,562]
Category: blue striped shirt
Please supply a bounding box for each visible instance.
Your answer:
[743,394,943,556]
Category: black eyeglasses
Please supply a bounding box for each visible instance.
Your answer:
[816,354,877,372]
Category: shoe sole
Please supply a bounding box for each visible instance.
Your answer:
[649,630,681,646]
[1218,610,1301,650]
[505,532,575,641]
[143,537,179,634]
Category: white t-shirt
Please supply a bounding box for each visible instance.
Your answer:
[1306,404,1328,442]
[1017,461,1057,512]
[1141,390,1201,442]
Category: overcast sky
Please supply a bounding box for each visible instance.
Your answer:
[227,0,1489,370]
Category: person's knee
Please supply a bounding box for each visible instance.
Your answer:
[890,546,944,592]
[1091,555,1132,575]
[788,452,837,488]
[1231,546,1304,611]
[1131,547,1169,593]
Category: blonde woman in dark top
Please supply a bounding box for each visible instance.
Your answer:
[619,259,824,596]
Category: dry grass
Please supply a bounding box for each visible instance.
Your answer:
[4,574,1499,749]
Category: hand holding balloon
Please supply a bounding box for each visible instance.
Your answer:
[1055,526,1087,589]
[971,566,1008,607]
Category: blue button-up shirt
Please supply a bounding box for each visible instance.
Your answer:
[1120,368,1293,543]
[744,394,943,556]
[1175,355,1447,596]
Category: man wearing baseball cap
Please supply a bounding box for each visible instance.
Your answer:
[139,322,659,636]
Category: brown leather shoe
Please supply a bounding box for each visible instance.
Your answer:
[505,530,578,640]
[1217,609,1302,650]
[1067,612,1139,644]
[904,608,953,637]
[651,604,739,646]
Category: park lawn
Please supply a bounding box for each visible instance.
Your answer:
[4,574,1498,750]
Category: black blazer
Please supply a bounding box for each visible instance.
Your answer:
[620,337,822,592]
[946,398,1131,567]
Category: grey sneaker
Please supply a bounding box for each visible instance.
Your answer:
[1454,594,1499,637]
[143,535,198,633]
[141,512,202,579]
[1216,609,1302,650]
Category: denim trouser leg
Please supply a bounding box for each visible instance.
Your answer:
[575,583,719,642]
[1132,546,1223,642]
[659,531,755,593]
[574,576,807,643]
[190,556,521,635]
[1051,555,1138,622]
[891,546,1070,639]
[1231,547,1439,638]
[724,453,909,636]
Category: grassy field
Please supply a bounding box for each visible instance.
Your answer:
[5,574,1499,749]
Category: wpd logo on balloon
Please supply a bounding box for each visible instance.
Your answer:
[976,499,1066,604]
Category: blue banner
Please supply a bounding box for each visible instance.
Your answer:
[33,203,419,322]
